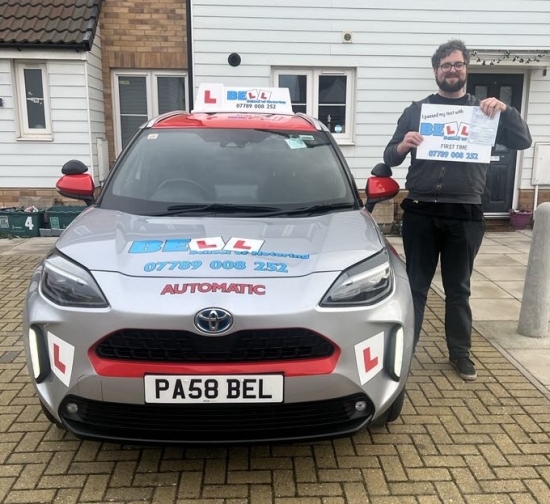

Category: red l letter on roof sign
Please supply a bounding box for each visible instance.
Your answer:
[204,90,217,104]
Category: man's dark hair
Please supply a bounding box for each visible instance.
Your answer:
[431,39,470,69]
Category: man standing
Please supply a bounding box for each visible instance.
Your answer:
[383,39,532,381]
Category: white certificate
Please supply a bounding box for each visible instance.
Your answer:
[416,104,495,164]
[468,107,500,145]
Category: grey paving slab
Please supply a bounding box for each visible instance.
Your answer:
[475,266,528,282]
[0,237,56,256]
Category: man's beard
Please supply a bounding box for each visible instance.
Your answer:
[436,74,466,93]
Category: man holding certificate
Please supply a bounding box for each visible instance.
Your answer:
[383,39,532,381]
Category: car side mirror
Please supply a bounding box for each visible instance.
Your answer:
[56,173,95,206]
[365,176,399,213]
[57,160,95,205]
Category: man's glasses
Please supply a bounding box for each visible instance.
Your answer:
[439,62,466,71]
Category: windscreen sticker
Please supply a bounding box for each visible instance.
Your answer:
[147,134,158,140]
[285,137,307,150]
[47,332,75,387]
[161,282,266,295]
[354,332,384,385]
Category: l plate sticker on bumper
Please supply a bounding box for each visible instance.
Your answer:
[354,331,384,385]
[47,332,75,387]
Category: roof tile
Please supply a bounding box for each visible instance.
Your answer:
[0,0,103,50]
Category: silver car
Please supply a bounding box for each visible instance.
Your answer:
[24,85,414,444]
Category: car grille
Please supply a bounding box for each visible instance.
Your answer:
[60,393,373,443]
[95,328,335,363]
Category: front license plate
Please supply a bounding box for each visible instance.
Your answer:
[144,374,284,403]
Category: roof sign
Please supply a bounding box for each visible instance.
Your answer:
[193,83,295,115]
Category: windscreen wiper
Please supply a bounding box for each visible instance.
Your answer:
[259,202,357,217]
[149,203,283,216]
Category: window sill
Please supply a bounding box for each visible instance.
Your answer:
[16,135,54,142]
[336,140,355,146]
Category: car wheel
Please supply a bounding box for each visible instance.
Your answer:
[371,387,406,426]
[40,401,63,428]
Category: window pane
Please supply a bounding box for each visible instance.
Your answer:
[119,76,148,148]
[318,76,347,133]
[121,116,148,149]
[278,74,307,112]
[157,76,186,114]
[318,105,346,134]
[278,75,307,103]
[474,85,488,101]
[291,104,307,114]
[318,75,346,104]
[499,86,512,107]
[119,76,147,114]
[23,68,46,129]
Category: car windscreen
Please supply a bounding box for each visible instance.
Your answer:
[99,127,356,215]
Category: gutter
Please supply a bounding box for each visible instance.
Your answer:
[0,43,89,51]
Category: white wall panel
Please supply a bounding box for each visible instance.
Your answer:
[192,0,550,193]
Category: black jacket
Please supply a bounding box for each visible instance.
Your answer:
[383,94,532,204]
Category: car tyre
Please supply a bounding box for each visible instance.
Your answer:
[40,401,63,428]
[371,387,406,426]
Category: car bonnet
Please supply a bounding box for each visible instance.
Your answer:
[54,208,385,278]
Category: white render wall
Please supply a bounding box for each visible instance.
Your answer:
[0,56,90,188]
[0,31,105,189]
[192,0,550,191]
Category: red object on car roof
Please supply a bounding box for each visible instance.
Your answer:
[151,112,318,131]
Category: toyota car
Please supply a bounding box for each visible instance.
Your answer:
[23,84,414,444]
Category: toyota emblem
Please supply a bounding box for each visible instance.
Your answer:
[194,308,233,334]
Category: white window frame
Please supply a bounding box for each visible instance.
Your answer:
[15,62,52,140]
[272,68,355,144]
[112,69,188,154]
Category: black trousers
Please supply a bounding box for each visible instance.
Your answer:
[401,211,485,358]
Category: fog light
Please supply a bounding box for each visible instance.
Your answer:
[28,326,50,383]
[385,326,404,381]
[393,327,404,379]
[65,402,79,415]
[355,400,367,412]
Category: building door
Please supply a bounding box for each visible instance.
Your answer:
[466,74,524,214]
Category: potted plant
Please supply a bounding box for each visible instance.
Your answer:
[509,208,533,230]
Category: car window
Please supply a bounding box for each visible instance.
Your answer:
[100,128,354,214]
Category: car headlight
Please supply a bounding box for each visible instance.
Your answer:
[321,249,393,306]
[40,252,109,308]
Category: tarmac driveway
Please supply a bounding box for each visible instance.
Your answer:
[1,247,549,504]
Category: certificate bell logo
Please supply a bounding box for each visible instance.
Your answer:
[247,89,272,101]
[420,121,470,138]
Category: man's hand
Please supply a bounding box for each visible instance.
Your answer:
[479,97,507,118]
[397,131,424,156]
